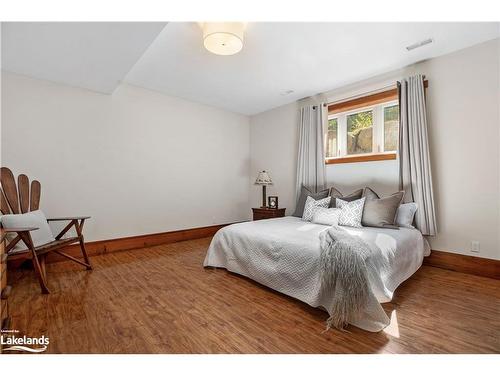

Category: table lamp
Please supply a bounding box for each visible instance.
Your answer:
[255,171,273,208]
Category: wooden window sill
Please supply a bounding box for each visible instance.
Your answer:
[325,153,396,165]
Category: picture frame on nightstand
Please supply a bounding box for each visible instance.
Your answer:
[268,196,278,209]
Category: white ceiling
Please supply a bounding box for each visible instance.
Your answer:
[2,22,499,115]
[1,22,166,93]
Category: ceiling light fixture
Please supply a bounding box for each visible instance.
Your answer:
[202,22,245,56]
[406,38,433,51]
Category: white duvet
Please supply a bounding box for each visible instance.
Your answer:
[203,216,430,332]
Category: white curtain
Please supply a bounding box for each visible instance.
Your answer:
[296,104,327,199]
[398,75,437,236]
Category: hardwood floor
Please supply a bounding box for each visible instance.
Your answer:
[6,237,500,354]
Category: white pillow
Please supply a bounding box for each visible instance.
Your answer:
[302,196,331,222]
[336,197,366,228]
[311,207,341,226]
[0,210,55,253]
[395,202,418,228]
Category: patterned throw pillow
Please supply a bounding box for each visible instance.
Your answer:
[311,207,341,226]
[337,197,366,228]
[302,196,331,222]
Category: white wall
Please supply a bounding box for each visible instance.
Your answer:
[250,38,500,260]
[249,102,299,214]
[327,160,399,197]
[421,38,499,261]
[1,72,251,241]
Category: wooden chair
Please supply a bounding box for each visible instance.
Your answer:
[0,167,92,294]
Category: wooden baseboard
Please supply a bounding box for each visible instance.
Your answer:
[52,223,233,263]
[424,250,500,280]
[8,223,232,266]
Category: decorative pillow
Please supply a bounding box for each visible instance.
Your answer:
[395,202,418,228]
[0,210,55,253]
[302,196,331,222]
[336,197,366,228]
[311,207,341,226]
[328,187,363,208]
[292,185,330,217]
[361,187,404,229]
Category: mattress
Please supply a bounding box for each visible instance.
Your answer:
[203,216,430,332]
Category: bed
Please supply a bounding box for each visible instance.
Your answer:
[203,216,430,332]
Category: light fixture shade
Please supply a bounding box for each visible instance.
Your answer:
[255,171,273,185]
[202,22,244,56]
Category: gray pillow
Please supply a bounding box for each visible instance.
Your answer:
[395,202,418,228]
[0,210,55,252]
[292,185,329,217]
[329,187,363,208]
[361,187,404,228]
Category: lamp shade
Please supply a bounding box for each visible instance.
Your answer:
[202,22,245,56]
[255,171,273,185]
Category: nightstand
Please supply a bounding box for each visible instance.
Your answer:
[252,207,286,221]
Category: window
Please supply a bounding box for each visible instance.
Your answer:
[325,90,400,164]
[347,110,373,155]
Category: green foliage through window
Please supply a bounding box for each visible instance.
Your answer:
[326,118,338,158]
[347,110,373,135]
[384,105,399,122]
[384,105,399,151]
[347,110,373,155]
[328,118,337,131]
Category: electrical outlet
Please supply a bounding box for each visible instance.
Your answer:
[471,241,480,253]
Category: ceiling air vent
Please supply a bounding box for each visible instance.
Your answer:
[406,38,433,51]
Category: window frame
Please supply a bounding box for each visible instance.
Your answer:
[325,99,399,165]
[325,80,427,165]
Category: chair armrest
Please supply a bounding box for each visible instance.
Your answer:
[1,227,39,252]
[1,227,39,232]
[47,216,90,222]
[1,227,38,242]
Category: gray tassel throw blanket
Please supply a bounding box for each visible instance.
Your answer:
[319,226,382,330]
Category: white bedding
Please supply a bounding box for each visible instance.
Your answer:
[203,216,430,332]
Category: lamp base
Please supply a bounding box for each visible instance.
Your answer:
[261,185,267,208]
